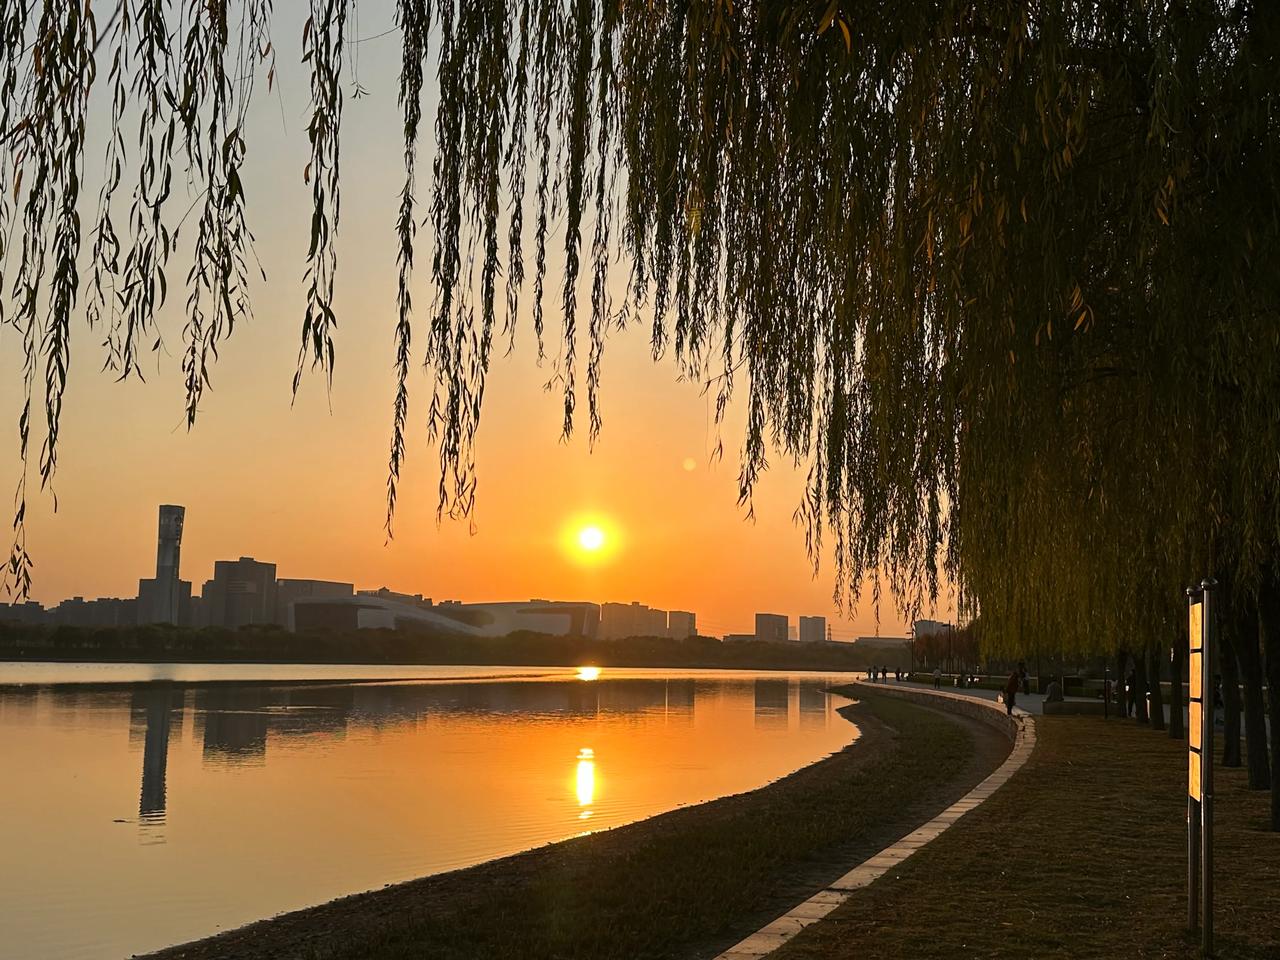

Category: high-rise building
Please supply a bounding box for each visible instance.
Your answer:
[51,596,138,628]
[138,505,192,625]
[599,601,668,639]
[667,610,697,639]
[200,557,278,629]
[799,615,826,643]
[755,612,789,643]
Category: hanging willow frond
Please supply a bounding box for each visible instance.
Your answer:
[294,0,346,396]
[0,0,1276,668]
[386,0,432,538]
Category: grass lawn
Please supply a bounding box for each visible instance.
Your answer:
[776,709,1280,960]
[150,694,1005,960]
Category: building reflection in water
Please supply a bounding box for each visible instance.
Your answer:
[114,674,839,830]
[128,686,184,838]
[198,688,270,763]
[798,681,829,728]
[137,687,174,826]
[753,677,790,729]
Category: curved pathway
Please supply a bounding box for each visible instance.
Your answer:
[715,682,1038,959]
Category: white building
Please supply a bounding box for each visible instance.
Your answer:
[912,619,951,639]
[291,595,600,638]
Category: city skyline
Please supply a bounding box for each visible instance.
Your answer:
[8,489,924,639]
[14,503,886,644]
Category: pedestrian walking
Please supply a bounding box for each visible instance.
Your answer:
[1019,661,1030,696]
[1003,669,1019,716]
[933,666,942,689]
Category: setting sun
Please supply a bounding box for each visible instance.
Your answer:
[560,515,619,567]
[577,525,606,552]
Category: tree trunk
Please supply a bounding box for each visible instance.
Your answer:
[1147,647,1166,731]
[1220,622,1243,767]
[1132,651,1150,723]
[1115,649,1128,718]
[1235,603,1272,790]
[1258,564,1280,831]
[1169,631,1185,739]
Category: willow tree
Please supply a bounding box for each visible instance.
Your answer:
[1,2,1278,804]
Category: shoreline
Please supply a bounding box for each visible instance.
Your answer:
[143,690,1012,960]
[0,660,871,692]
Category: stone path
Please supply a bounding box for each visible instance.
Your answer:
[714,682,1037,960]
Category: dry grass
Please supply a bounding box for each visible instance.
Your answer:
[776,713,1280,960]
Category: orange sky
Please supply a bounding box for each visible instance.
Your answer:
[0,8,933,639]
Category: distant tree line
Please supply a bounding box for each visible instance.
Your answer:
[0,622,904,674]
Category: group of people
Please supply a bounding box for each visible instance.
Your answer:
[866,666,903,683]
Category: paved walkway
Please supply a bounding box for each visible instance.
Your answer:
[715,682,1037,959]
[862,678,1093,715]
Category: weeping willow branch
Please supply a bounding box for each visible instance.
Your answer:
[0,0,1276,669]
[294,0,346,396]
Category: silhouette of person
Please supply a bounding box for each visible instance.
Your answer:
[1003,670,1020,716]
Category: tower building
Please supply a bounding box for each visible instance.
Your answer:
[138,505,192,625]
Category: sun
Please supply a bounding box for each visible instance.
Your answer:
[563,515,617,565]
[578,525,606,552]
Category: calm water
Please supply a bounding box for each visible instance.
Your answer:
[0,663,859,960]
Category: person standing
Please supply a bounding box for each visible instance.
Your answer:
[1003,669,1020,716]
[1019,661,1030,696]
[933,666,942,689]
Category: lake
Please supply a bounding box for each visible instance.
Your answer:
[0,663,859,959]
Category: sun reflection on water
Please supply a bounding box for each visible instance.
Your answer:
[576,747,595,819]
